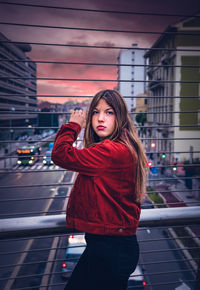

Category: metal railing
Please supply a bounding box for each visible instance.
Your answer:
[0,1,200,289]
[0,208,199,289]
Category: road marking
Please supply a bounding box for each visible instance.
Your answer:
[40,237,60,289]
[5,168,66,289]
[40,171,76,289]
[4,239,34,290]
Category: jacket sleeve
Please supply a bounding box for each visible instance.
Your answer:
[51,122,113,176]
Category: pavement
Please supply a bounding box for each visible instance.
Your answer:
[155,175,200,244]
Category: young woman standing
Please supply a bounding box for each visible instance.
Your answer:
[51,89,148,290]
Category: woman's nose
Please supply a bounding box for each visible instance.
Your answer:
[98,113,105,121]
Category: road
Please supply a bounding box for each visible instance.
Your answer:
[138,227,195,290]
[0,155,73,289]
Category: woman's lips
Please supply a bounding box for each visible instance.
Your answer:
[97,126,106,130]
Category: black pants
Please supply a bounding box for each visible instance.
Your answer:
[64,233,139,290]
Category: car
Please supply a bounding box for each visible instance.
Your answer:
[61,234,86,280]
[43,150,53,165]
[61,235,147,289]
[128,265,147,289]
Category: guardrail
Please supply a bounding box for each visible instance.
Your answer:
[0,206,200,239]
[0,207,200,289]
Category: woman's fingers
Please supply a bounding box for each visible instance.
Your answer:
[69,109,86,128]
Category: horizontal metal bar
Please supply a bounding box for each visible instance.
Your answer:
[1,59,200,68]
[0,227,198,243]
[0,196,67,203]
[1,155,199,165]
[0,266,197,283]
[1,21,200,36]
[1,76,200,83]
[0,193,199,206]
[1,175,200,190]
[0,246,199,272]
[1,151,200,158]
[12,278,197,290]
[1,168,200,175]
[0,206,199,239]
[0,182,72,189]
[0,110,199,115]
[1,1,200,18]
[1,137,200,144]
[0,188,200,199]
[1,94,200,98]
[0,124,200,130]
[0,210,66,218]
[1,241,199,259]
[1,40,200,52]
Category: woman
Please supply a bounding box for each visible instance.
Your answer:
[51,89,148,290]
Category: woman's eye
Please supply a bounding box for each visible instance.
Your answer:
[92,111,98,115]
[107,111,114,115]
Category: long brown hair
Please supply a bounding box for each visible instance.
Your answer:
[84,89,148,203]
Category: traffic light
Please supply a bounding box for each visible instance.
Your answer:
[162,153,166,159]
[173,163,177,171]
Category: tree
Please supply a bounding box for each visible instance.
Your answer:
[136,112,147,126]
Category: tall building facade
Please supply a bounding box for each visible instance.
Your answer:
[144,15,200,162]
[0,32,37,140]
[118,46,146,113]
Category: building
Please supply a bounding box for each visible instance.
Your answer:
[117,45,146,114]
[0,32,37,141]
[144,15,200,163]
[134,93,147,114]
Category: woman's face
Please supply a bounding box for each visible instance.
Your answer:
[92,98,116,141]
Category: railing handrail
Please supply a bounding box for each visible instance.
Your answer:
[0,206,199,240]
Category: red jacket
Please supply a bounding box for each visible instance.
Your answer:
[51,122,141,236]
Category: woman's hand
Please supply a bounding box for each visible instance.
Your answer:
[69,109,86,129]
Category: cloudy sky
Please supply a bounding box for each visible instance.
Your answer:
[0,0,199,103]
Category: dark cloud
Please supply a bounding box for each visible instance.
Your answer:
[0,0,199,103]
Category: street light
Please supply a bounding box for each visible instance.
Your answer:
[150,142,156,149]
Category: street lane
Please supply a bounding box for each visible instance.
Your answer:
[0,158,73,289]
[0,162,67,218]
[137,227,195,290]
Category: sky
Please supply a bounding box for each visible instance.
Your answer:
[0,0,200,103]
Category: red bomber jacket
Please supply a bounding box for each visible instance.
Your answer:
[51,122,141,236]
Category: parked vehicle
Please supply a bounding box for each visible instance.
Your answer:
[61,234,147,289]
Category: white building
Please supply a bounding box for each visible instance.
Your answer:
[118,46,146,112]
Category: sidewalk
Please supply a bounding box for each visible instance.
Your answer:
[157,177,200,244]
[0,142,20,170]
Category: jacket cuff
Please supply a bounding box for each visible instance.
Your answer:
[62,121,81,138]
[68,121,82,132]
